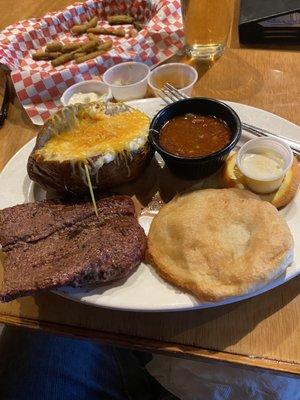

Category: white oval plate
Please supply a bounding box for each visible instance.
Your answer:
[1,98,300,311]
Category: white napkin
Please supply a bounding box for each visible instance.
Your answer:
[146,355,300,400]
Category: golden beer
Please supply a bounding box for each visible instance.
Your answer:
[181,0,231,60]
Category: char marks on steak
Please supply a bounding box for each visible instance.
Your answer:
[0,196,134,249]
[0,196,146,302]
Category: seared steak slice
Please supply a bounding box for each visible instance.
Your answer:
[0,195,134,249]
[0,196,145,302]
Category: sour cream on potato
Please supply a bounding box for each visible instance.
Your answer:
[68,92,106,105]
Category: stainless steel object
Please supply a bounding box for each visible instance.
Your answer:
[157,83,300,157]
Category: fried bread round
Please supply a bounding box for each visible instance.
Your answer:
[148,188,293,301]
[222,152,300,208]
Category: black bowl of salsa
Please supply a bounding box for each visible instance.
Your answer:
[149,97,241,179]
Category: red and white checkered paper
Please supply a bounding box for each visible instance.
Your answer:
[0,0,184,125]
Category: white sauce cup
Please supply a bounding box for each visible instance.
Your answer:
[103,62,150,101]
[237,137,293,194]
[61,80,112,106]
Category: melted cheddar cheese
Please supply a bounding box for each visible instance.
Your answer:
[37,109,150,162]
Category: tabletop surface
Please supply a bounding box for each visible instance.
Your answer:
[0,0,299,375]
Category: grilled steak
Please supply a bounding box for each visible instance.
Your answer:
[0,195,134,249]
[0,196,146,302]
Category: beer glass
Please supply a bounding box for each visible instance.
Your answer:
[181,0,232,60]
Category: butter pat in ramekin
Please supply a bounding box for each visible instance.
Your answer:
[236,137,293,194]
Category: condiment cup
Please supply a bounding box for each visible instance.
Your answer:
[61,80,112,106]
[237,137,293,194]
[103,62,150,101]
[148,63,198,97]
[149,97,241,179]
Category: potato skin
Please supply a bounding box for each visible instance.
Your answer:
[27,103,154,195]
[27,144,154,195]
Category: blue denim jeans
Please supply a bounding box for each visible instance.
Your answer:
[0,326,178,400]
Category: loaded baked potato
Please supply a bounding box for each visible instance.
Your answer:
[27,101,153,194]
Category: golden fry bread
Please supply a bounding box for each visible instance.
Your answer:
[148,188,293,301]
[108,14,134,25]
[45,41,63,52]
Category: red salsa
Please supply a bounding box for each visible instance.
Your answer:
[159,113,231,157]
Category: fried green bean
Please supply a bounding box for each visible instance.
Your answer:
[61,43,82,53]
[74,52,87,59]
[71,15,98,35]
[71,23,88,35]
[76,39,98,53]
[107,15,134,25]
[47,52,63,59]
[51,39,103,66]
[87,27,125,37]
[76,40,113,63]
[133,21,143,31]
[75,50,104,64]
[32,51,62,61]
[97,40,113,51]
[45,41,63,52]
[51,52,75,67]
[32,51,49,61]
[87,33,104,43]
[86,16,98,29]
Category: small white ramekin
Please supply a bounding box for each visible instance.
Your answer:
[61,80,112,106]
[103,62,150,101]
[148,63,198,97]
[237,137,293,194]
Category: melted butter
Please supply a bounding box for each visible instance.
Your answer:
[37,109,149,162]
[241,150,284,180]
